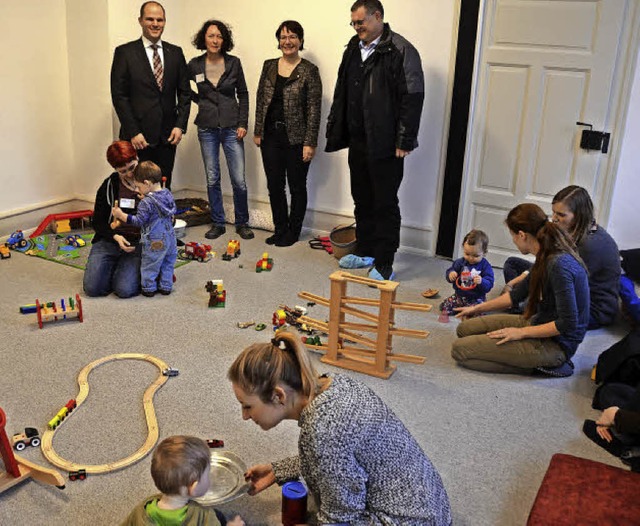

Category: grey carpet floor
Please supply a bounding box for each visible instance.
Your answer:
[0,224,631,526]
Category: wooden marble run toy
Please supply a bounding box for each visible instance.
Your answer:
[205,280,226,308]
[41,353,171,476]
[297,271,432,379]
[256,252,274,272]
[0,407,65,494]
[35,293,83,329]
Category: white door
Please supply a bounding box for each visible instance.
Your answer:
[457,0,632,267]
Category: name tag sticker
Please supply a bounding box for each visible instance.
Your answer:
[195,73,205,83]
[120,198,135,209]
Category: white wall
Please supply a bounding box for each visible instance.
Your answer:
[71,0,457,252]
[174,0,457,246]
[0,0,635,254]
[66,0,114,201]
[0,1,75,215]
[608,46,640,250]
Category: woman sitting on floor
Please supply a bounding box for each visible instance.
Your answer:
[583,394,640,472]
[503,185,620,329]
[83,141,142,298]
[451,203,589,377]
[228,331,452,526]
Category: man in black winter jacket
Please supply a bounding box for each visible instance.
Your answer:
[326,0,424,281]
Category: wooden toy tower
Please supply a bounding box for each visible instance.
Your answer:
[298,271,431,379]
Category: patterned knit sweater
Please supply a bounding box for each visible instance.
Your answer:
[272,374,452,525]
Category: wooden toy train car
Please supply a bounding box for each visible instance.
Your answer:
[69,469,87,481]
[47,400,77,430]
[12,428,41,451]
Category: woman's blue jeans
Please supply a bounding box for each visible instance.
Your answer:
[83,240,141,298]
[197,127,249,226]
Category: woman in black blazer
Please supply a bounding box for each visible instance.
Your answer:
[188,20,254,241]
[254,21,322,246]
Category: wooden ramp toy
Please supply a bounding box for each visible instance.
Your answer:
[298,271,431,379]
[0,407,65,494]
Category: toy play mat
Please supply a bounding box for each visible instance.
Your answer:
[12,233,187,271]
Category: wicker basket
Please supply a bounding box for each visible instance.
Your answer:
[329,223,357,260]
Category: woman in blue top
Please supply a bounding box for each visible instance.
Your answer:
[188,20,254,241]
[503,185,621,328]
[451,203,589,377]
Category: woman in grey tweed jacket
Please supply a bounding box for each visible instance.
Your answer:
[228,332,452,526]
[254,21,322,247]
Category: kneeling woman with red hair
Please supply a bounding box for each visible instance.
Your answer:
[83,141,142,298]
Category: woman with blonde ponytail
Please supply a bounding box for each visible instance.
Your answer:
[228,331,452,525]
[451,203,589,377]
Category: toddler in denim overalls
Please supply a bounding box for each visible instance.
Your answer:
[113,161,177,296]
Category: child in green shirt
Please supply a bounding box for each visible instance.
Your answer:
[120,436,244,526]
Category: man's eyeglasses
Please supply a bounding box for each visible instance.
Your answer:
[279,35,299,42]
[350,18,367,28]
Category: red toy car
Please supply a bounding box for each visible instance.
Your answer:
[183,242,212,262]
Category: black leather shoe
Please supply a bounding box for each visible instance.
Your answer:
[141,290,156,297]
[205,225,226,239]
[236,225,255,240]
[275,232,298,247]
[266,233,283,245]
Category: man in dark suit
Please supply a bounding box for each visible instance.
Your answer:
[111,1,190,189]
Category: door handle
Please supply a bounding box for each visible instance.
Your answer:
[576,122,610,154]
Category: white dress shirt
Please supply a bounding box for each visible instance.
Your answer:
[142,36,164,71]
[359,35,381,62]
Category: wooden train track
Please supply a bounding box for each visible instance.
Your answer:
[41,353,170,474]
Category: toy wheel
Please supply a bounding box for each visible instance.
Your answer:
[79,473,86,480]
[19,239,27,248]
[198,256,203,262]
[69,473,77,481]
[237,249,241,256]
[14,441,26,451]
[30,437,41,447]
